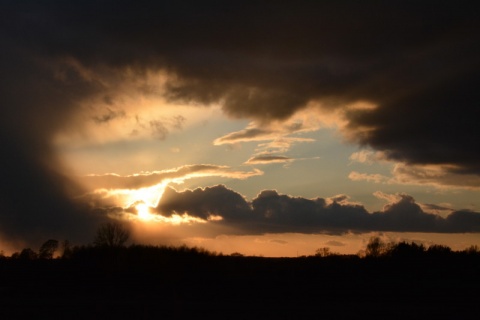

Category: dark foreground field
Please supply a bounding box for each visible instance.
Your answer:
[1,245,479,319]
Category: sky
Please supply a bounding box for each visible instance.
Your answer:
[1,1,479,256]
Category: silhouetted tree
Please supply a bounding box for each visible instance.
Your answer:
[389,241,425,258]
[61,240,72,259]
[314,247,332,257]
[230,252,244,257]
[39,239,59,259]
[464,245,480,255]
[427,244,451,256]
[18,248,38,260]
[93,222,130,247]
[365,236,388,258]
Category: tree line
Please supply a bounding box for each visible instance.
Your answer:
[1,222,479,261]
[1,224,479,319]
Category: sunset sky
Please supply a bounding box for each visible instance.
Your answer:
[1,1,479,256]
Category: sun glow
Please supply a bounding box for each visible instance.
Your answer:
[127,183,166,208]
[135,202,154,221]
[97,182,167,209]
[133,205,206,224]
[91,183,209,225]
[152,213,207,225]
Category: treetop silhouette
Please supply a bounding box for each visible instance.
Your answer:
[93,222,130,247]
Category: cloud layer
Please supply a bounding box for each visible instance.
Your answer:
[156,185,480,234]
[81,165,263,190]
[4,1,478,170]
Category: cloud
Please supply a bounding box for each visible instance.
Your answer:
[153,186,480,234]
[157,185,253,221]
[324,241,345,247]
[350,163,480,191]
[214,127,274,145]
[270,239,288,245]
[148,116,185,140]
[373,191,402,203]
[256,137,315,154]
[129,114,187,142]
[213,110,320,155]
[149,120,169,140]
[349,150,387,165]
[390,163,480,190]
[369,194,442,232]
[161,2,479,176]
[91,107,126,124]
[81,164,264,190]
[215,109,321,165]
[420,203,454,216]
[0,19,110,246]
[349,171,389,184]
[245,155,293,165]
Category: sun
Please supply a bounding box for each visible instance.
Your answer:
[135,202,154,221]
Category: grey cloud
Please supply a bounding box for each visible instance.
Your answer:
[444,210,480,233]
[151,115,186,136]
[391,164,480,190]
[157,185,253,221]
[92,107,126,124]
[325,241,345,247]
[328,194,350,204]
[172,115,186,130]
[154,186,480,234]
[101,1,474,175]
[421,203,454,212]
[369,195,442,232]
[149,120,169,140]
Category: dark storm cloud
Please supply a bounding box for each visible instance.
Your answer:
[156,186,480,234]
[1,1,479,246]
[158,185,253,221]
[112,1,472,174]
[0,22,108,245]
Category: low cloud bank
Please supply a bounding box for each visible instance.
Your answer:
[157,185,480,234]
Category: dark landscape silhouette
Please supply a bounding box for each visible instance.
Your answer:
[1,224,479,319]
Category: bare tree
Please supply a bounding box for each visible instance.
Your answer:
[464,245,479,255]
[365,236,387,258]
[314,247,332,257]
[39,239,59,259]
[93,222,130,247]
